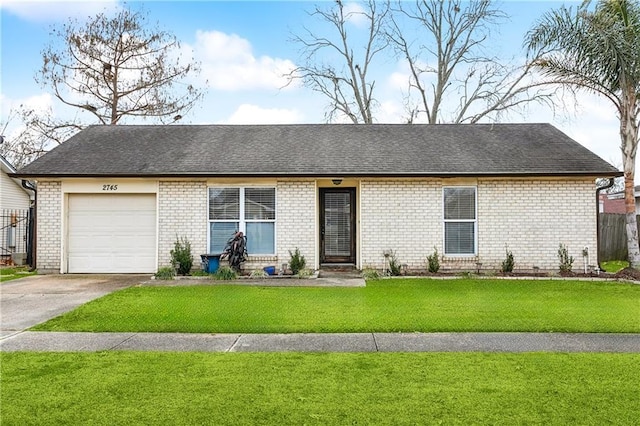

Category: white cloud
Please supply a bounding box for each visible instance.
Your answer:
[218,104,304,124]
[1,93,54,122]
[192,30,297,91]
[343,2,368,28]
[1,0,120,23]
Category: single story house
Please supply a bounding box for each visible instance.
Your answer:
[13,123,620,274]
[1,154,34,211]
[1,154,35,265]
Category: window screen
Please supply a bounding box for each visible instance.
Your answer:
[444,187,476,255]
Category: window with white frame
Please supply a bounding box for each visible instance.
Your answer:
[443,187,476,255]
[208,187,276,255]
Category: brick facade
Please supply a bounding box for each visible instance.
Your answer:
[360,180,441,270]
[35,180,62,273]
[157,181,208,267]
[477,178,596,271]
[34,176,597,274]
[360,178,596,272]
[276,180,316,270]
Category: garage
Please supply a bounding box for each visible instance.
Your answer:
[67,194,157,273]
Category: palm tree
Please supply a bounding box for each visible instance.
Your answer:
[525,0,640,268]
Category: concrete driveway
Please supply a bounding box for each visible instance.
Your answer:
[0,274,146,338]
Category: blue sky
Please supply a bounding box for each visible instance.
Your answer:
[0,1,623,172]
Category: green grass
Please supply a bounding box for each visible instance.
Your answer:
[0,266,36,282]
[1,352,638,425]
[601,260,630,273]
[33,278,640,333]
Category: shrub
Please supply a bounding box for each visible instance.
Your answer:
[427,247,440,273]
[170,236,193,275]
[387,250,402,276]
[250,269,268,278]
[215,265,237,280]
[288,248,306,275]
[558,243,574,274]
[361,267,380,280]
[155,266,175,280]
[501,246,515,273]
[296,268,314,278]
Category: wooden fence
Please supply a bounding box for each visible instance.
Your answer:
[599,213,640,261]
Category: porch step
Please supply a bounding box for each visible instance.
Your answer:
[319,264,361,278]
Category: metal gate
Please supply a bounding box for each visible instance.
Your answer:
[1,208,34,267]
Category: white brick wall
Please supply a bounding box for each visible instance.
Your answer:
[36,181,62,273]
[157,181,208,268]
[276,180,316,269]
[477,178,596,271]
[360,178,596,273]
[360,180,441,270]
[34,177,597,275]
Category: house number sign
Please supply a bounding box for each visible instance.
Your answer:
[102,184,119,191]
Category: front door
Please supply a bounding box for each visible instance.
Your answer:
[320,188,356,264]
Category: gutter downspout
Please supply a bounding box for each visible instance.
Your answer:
[21,180,36,271]
[596,178,615,271]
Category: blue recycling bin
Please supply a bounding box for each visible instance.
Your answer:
[201,254,221,274]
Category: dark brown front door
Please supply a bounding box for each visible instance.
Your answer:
[320,188,356,264]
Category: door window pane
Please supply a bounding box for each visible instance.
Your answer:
[324,192,351,257]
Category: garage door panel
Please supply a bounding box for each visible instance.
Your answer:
[67,194,157,273]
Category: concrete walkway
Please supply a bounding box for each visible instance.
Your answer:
[2,331,640,353]
[2,274,639,353]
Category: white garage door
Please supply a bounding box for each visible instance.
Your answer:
[67,194,156,273]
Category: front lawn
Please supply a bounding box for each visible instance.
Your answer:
[601,260,630,273]
[0,267,36,283]
[2,352,638,425]
[33,278,640,333]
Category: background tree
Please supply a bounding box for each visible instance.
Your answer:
[525,0,640,268]
[290,0,389,123]
[36,6,202,132]
[0,106,68,169]
[386,0,555,124]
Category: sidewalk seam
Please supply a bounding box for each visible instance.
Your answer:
[227,334,242,352]
[372,333,380,352]
[109,333,138,350]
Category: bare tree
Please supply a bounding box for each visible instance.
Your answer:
[387,0,555,124]
[37,7,203,129]
[290,0,389,123]
[0,106,72,169]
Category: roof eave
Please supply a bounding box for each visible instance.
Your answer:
[10,171,623,179]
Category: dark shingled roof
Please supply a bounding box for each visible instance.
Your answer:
[14,123,621,178]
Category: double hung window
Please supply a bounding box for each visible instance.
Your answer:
[443,187,477,255]
[209,187,275,255]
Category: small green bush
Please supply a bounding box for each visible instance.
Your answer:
[250,269,268,278]
[288,248,306,275]
[296,268,314,278]
[501,246,515,273]
[387,250,402,276]
[427,247,440,273]
[215,265,237,280]
[361,267,380,280]
[155,266,175,280]
[558,243,574,274]
[170,236,193,275]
